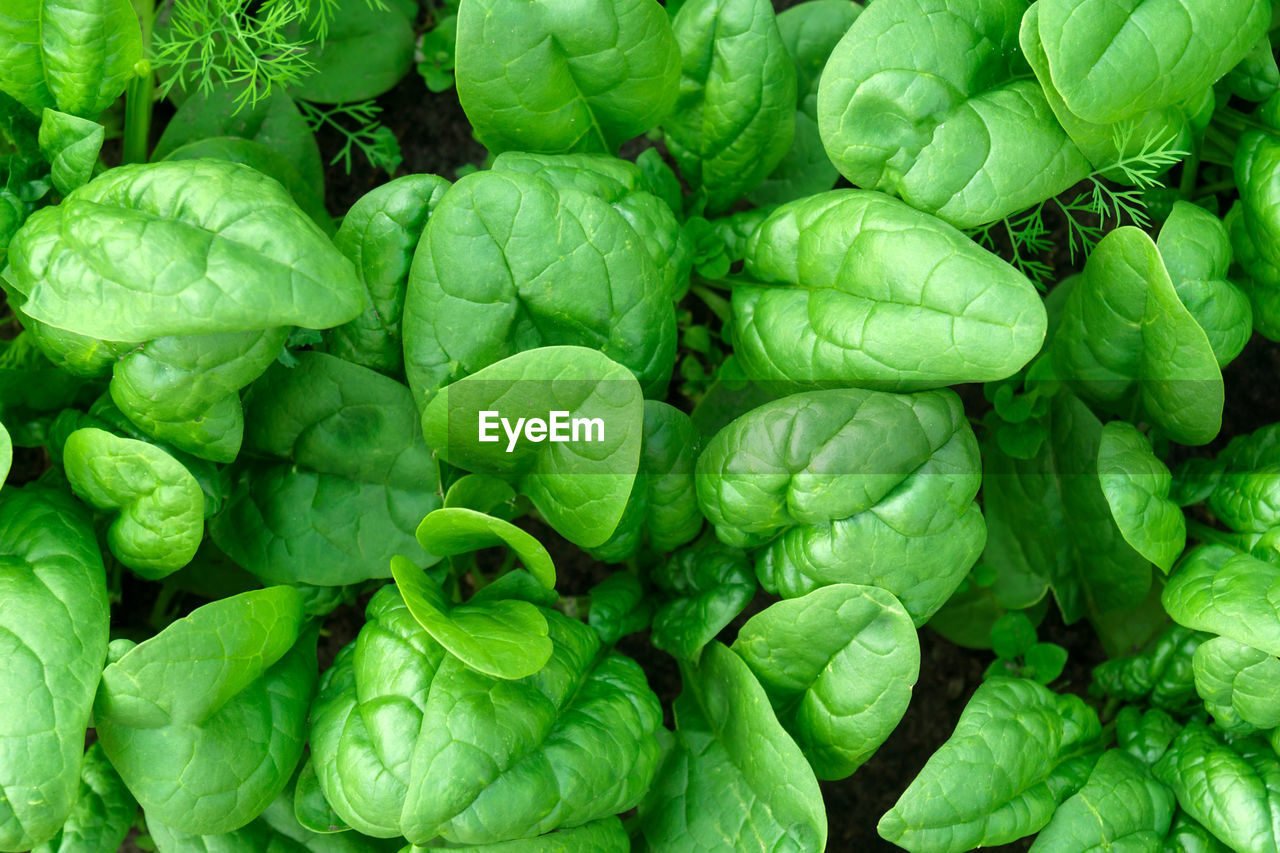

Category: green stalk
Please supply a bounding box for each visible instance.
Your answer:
[122,0,157,165]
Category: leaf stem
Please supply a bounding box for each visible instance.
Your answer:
[123,0,157,164]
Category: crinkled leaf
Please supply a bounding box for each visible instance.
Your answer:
[664,0,796,212]
[0,488,108,851]
[1052,226,1223,446]
[37,108,101,195]
[878,678,1102,853]
[1028,750,1175,853]
[650,539,754,661]
[30,743,134,853]
[734,190,1047,389]
[63,427,204,578]
[212,352,441,586]
[94,587,315,835]
[1163,548,1280,657]
[455,0,679,154]
[696,387,984,625]
[818,0,1089,228]
[1193,635,1280,732]
[0,0,144,117]
[328,174,450,374]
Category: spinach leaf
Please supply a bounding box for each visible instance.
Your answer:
[0,488,108,851]
[455,0,680,155]
[733,191,1046,389]
[212,352,441,586]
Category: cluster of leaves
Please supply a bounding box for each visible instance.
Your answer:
[3,0,1280,851]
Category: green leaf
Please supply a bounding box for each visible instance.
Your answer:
[1037,0,1268,124]
[403,818,628,851]
[151,87,323,194]
[734,190,1047,389]
[161,136,331,233]
[664,0,796,212]
[733,584,918,780]
[1204,422,1280,533]
[95,586,315,835]
[0,0,145,117]
[1097,420,1186,573]
[638,643,827,851]
[1152,721,1280,853]
[1092,624,1205,713]
[696,387,984,625]
[650,539,754,661]
[1193,635,1280,732]
[991,611,1038,660]
[745,1,861,206]
[817,0,1090,228]
[0,488,108,851]
[588,400,702,562]
[587,572,652,645]
[443,474,519,517]
[37,108,101,195]
[211,352,441,586]
[1052,226,1223,446]
[879,678,1102,853]
[1024,643,1068,684]
[1224,34,1280,102]
[327,174,450,374]
[455,0,679,155]
[392,555,552,680]
[0,421,10,486]
[1115,706,1181,767]
[1020,4,1198,181]
[30,742,135,853]
[7,159,361,341]
[62,427,204,578]
[287,0,416,103]
[421,346,645,549]
[416,507,555,589]
[1157,202,1252,367]
[310,587,662,844]
[402,167,677,401]
[1163,548,1280,657]
[1028,750,1175,853]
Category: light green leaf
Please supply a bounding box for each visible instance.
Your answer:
[1029,750,1175,852]
[879,678,1102,853]
[0,488,108,851]
[638,642,827,851]
[417,508,555,589]
[1153,721,1280,853]
[421,346,645,549]
[1052,226,1223,446]
[37,108,102,195]
[1163,548,1280,656]
[391,555,552,680]
[0,0,144,117]
[696,387,984,625]
[1037,0,1268,124]
[734,190,1047,389]
[1097,420,1185,573]
[817,0,1090,228]
[287,0,415,103]
[664,0,796,212]
[62,427,204,578]
[1157,202,1252,367]
[95,587,315,835]
[328,174,450,374]
[732,584,918,780]
[30,742,135,853]
[1193,635,1280,732]
[455,0,680,155]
